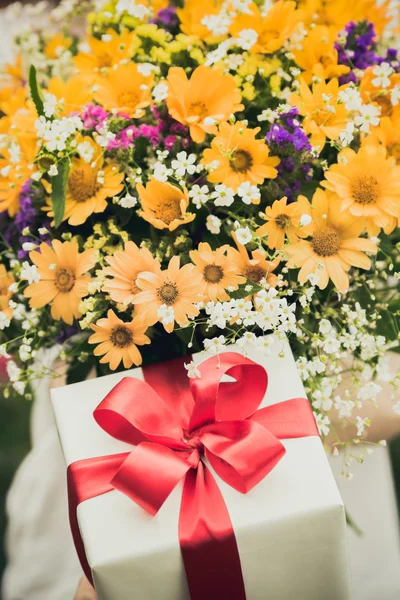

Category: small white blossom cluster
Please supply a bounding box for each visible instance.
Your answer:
[35,115,83,152]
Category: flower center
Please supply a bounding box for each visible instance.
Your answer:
[374,94,392,117]
[311,227,341,256]
[55,268,75,292]
[189,101,208,119]
[110,325,133,348]
[97,52,113,69]
[203,264,224,283]
[350,175,380,205]
[157,281,179,305]
[390,143,400,162]
[244,266,265,283]
[155,199,182,225]
[68,165,101,203]
[118,91,139,109]
[231,149,253,173]
[275,213,291,229]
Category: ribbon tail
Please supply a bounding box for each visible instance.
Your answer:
[251,398,319,439]
[179,462,246,600]
[67,453,130,585]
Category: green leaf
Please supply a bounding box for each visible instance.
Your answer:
[229,281,264,299]
[52,160,70,228]
[29,65,44,117]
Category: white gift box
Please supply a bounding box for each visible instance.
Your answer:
[52,336,352,600]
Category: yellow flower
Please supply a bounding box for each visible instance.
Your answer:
[46,76,92,117]
[137,178,195,231]
[363,116,400,164]
[202,122,279,192]
[293,25,350,84]
[299,0,390,35]
[256,196,312,250]
[0,147,37,217]
[228,232,280,288]
[290,77,350,151]
[177,0,223,42]
[44,33,73,59]
[0,264,14,319]
[189,243,245,302]
[24,240,97,325]
[102,241,161,306]
[94,63,154,118]
[321,145,400,235]
[360,67,400,120]
[285,188,377,293]
[133,256,203,332]
[73,29,135,78]
[89,309,150,370]
[166,65,243,143]
[230,1,301,54]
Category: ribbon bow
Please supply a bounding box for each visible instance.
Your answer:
[67,353,318,600]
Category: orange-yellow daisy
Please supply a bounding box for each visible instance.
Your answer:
[230,1,301,54]
[94,63,154,118]
[285,188,378,293]
[46,76,92,117]
[73,29,135,78]
[299,0,390,35]
[0,148,37,217]
[321,145,400,235]
[228,232,280,288]
[176,0,223,42]
[137,178,195,231]
[201,122,279,192]
[166,65,243,143]
[292,25,350,84]
[363,116,400,163]
[102,241,161,306]
[45,138,124,226]
[24,240,97,325]
[290,77,350,151]
[189,242,245,302]
[89,309,150,370]
[44,33,73,59]
[256,196,312,250]
[132,256,203,333]
[0,265,15,319]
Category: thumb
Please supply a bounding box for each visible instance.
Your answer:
[74,576,97,600]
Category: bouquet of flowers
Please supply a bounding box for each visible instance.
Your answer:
[1,0,399,473]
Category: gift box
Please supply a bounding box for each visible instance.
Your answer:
[52,335,351,600]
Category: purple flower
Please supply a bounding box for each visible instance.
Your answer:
[150,6,179,30]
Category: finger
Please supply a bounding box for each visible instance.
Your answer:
[74,576,97,600]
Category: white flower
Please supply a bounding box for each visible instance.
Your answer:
[189,184,209,209]
[338,87,362,111]
[43,92,58,118]
[354,104,380,133]
[19,343,32,362]
[153,161,172,182]
[77,141,95,163]
[6,360,20,382]
[391,85,400,106]
[257,108,276,123]
[339,121,355,146]
[211,184,235,207]
[371,62,393,88]
[322,337,341,354]
[206,215,222,235]
[8,141,21,164]
[20,261,40,284]
[184,361,202,379]
[393,401,400,415]
[152,82,168,103]
[319,319,332,335]
[356,416,370,437]
[157,304,175,326]
[204,335,226,354]
[116,0,149,19]
[202,13,231,36]
[237,28,258,50]
[0,312,11,330]
[0,345,10,358]
[235,226,252,245]
[357,381,382,402]
[13,381,26,395]
[314,413,331,437]
[237,181,260,205]
[237,331,258,349]
[137,63,156,76]
[334,396,355,418]
[299,213,312,227]
[171,151,197,177]
[48,164,58,177]
[118,193,137,208]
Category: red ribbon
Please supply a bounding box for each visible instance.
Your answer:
[67,353,318,599]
